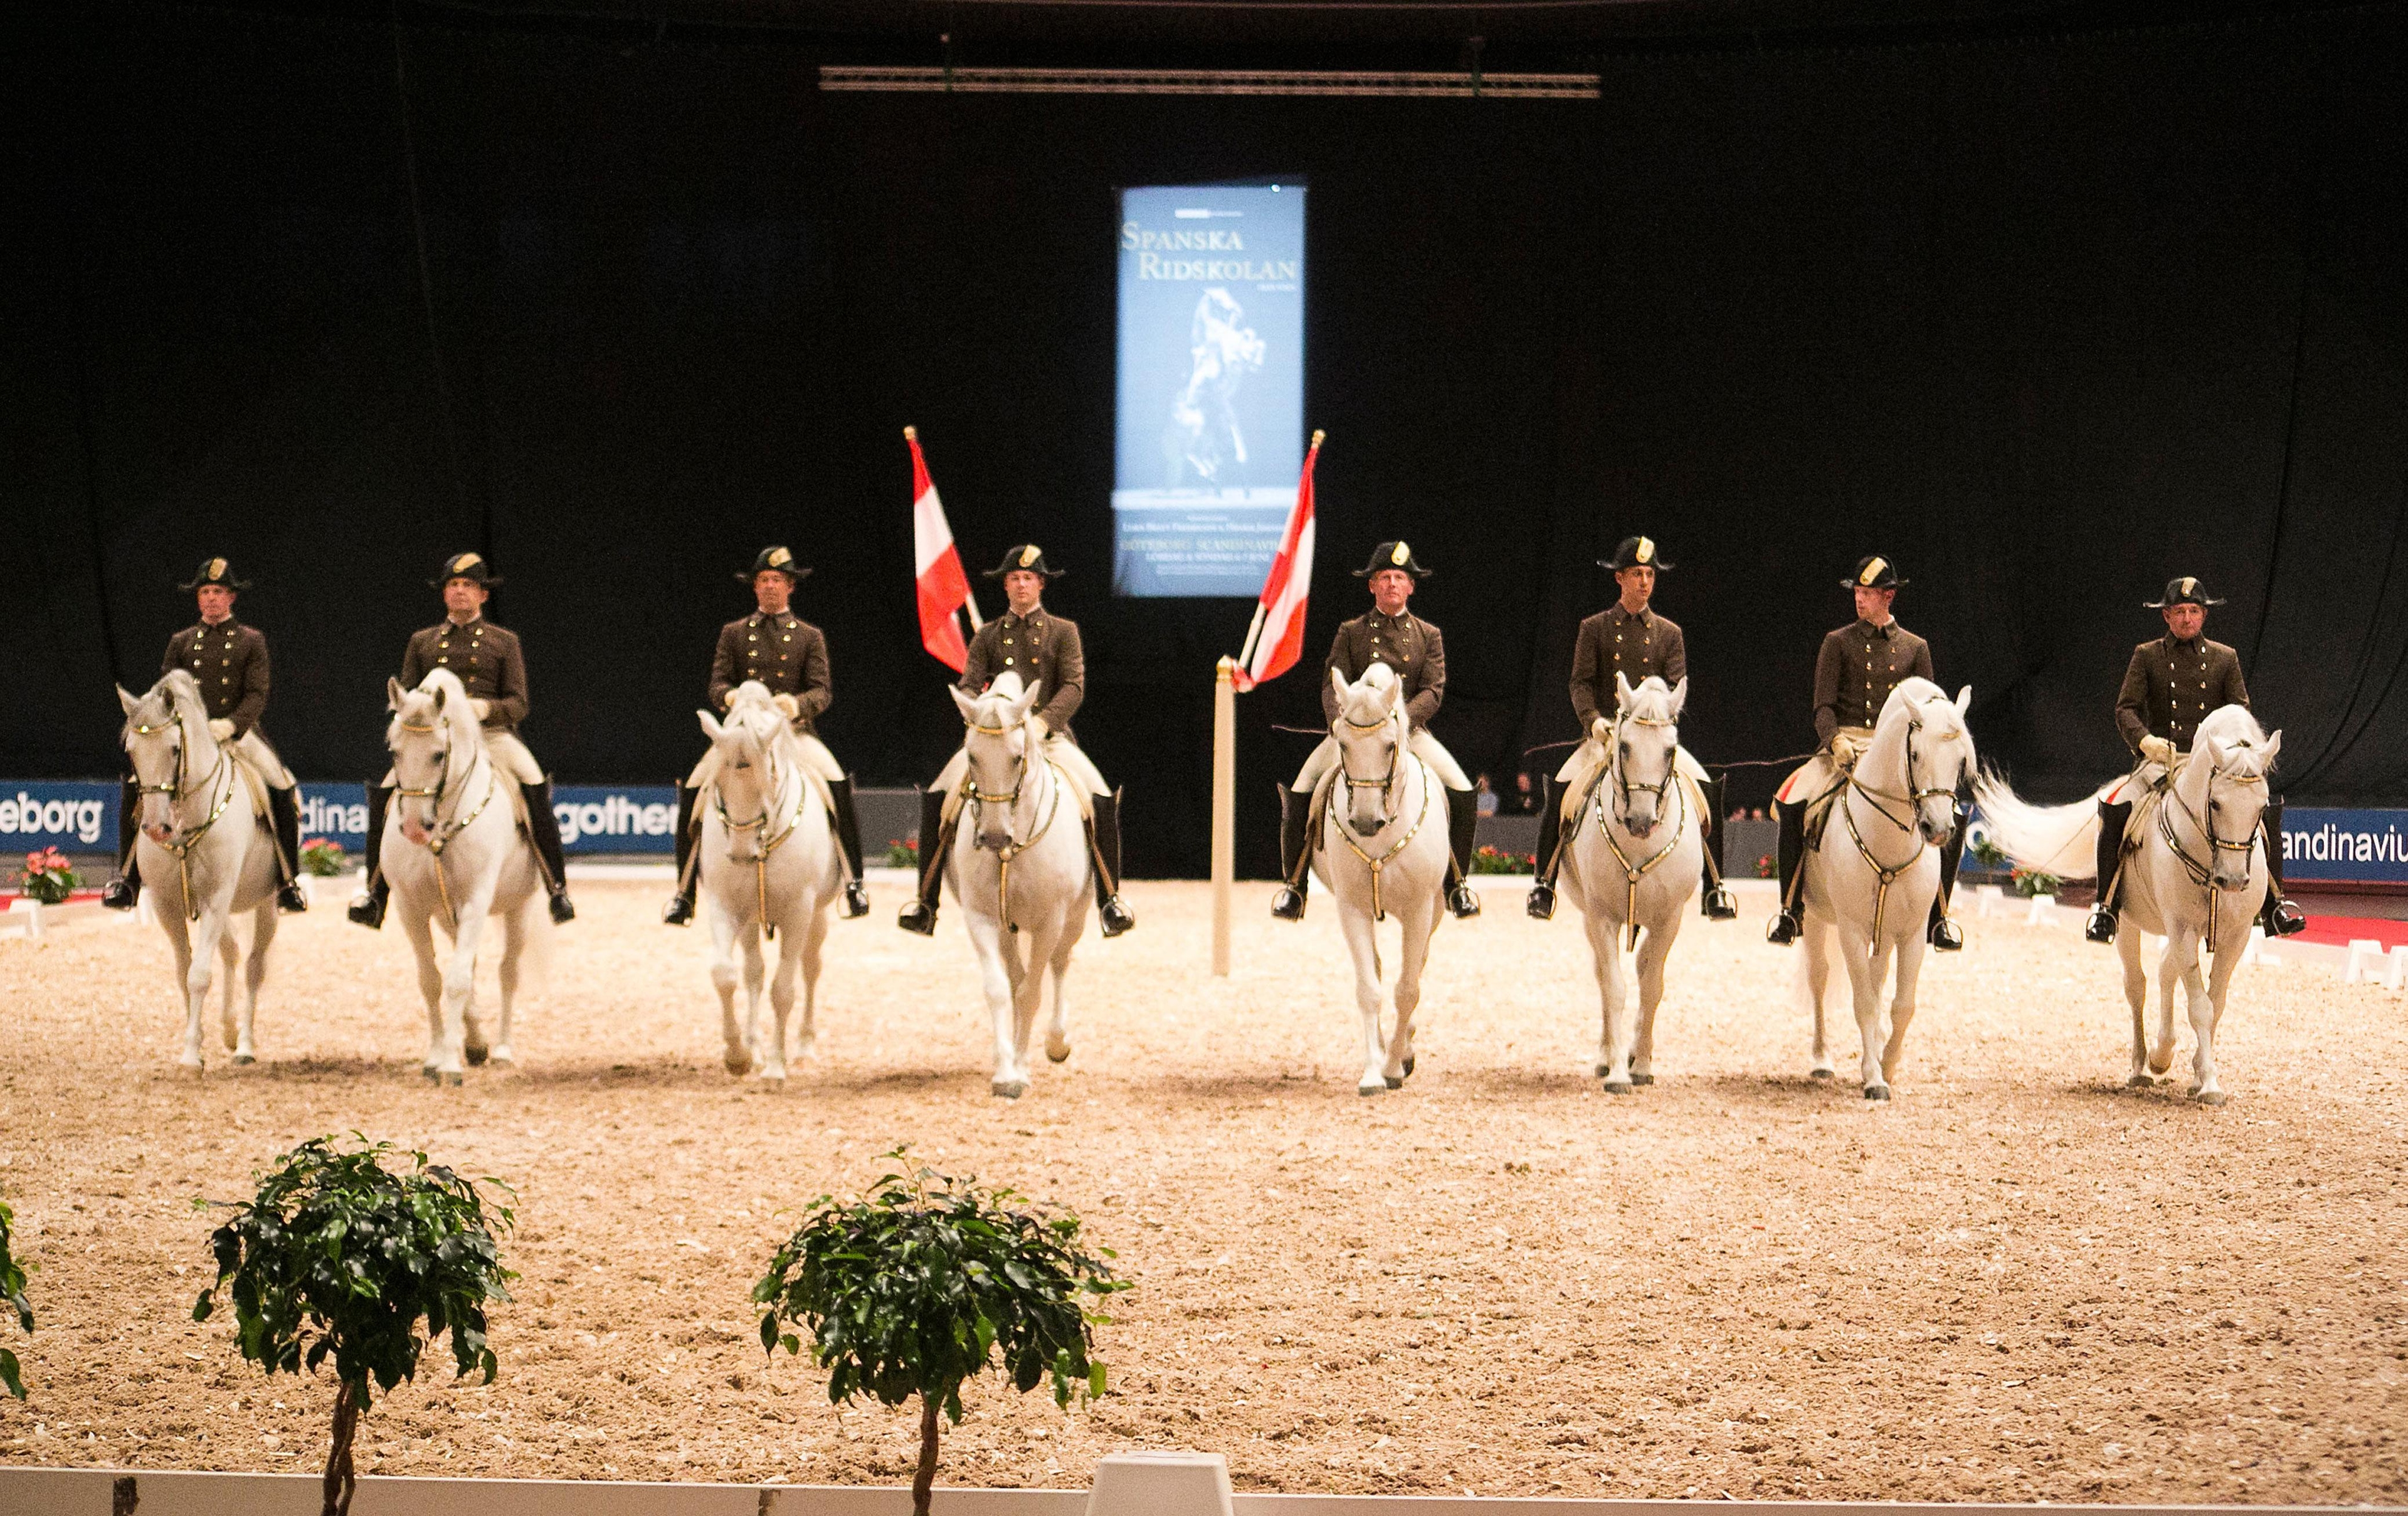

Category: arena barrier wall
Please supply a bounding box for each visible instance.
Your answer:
[0,1470,2377,1516]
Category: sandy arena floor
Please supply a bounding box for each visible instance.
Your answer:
[1,877,2402,1502]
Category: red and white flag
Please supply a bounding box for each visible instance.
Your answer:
[1233,432,1321,692]
[907,427,976,672]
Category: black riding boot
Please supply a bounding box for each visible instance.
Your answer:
[101,775,141,909]
[829,775,872,918]
[662,783,700,925]
[1526,777,1565,920]
[268,784,308,913]
[1699,773,1738,920]
[2086,800,2131,944]
[1926,804,1965,950]
[1270,787,1312,921]
[521,780,575,923]
[1089,788,1134,936]
[2260,798,2306,936]
[1766,798,1807,945]
[898,788,948,935]
[1445,786,1482,918]
[347,783,392,928]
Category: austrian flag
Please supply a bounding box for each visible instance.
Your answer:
[906,427,976,672]
[1234,432,1321,692]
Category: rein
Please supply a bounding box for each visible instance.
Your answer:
[392,714,495,932]
[1588,708,1687,950]
[2155,754,2264,955]
[128,707,237,923]
[1324,708,1433,922]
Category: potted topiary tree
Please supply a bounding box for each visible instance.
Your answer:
[0,1190,31,1401]
[193,1136,514,1516]
[754,1152,1128,1516]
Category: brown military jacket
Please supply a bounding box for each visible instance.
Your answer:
[962,607,1084,738]
[1321,610,1445,729]
[1570,605,1686,731]
[399,615,529,734]
[709,612,830,734]
[164,619,270,738]
[1812,618,1934,744]
[2115,635,2249,754]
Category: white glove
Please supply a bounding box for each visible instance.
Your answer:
[773,694,801,721]
[2138,734,2175,766]
[207,719,235,743]
[1589,717,1613,746]
[1032,713,1052,739]
[1830,731,1866,767]
[470,698,492,722]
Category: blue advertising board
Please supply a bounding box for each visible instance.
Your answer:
[0,783,115,853]
[1112,180,1306,598]
[2,781,680,857]
[1964,803,2408,887]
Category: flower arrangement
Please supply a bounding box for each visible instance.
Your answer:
[884,838,920,869]
[298,837,347,877]
[1755,852,1776,879]
[19,849,78,906]
[2009,867,2062,898]
[1469,845,1533,875]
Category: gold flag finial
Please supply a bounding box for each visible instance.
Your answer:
[1311,428,1326,447]
[903,425,917,441]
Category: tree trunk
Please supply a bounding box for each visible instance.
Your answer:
[322,1378,361,1516]
[911,1392,943,1516]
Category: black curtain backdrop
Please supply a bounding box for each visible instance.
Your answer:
[10,3,2405,879]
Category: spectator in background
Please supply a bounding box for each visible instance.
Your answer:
[1475,775,1500,817]
[1514,771,1539,814]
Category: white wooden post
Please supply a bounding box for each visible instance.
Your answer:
[1210,658,1237,977]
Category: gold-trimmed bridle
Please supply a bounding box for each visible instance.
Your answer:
[389,703,495,930]
[712,713,806,936]
[125,694,236,923]
[2157,746,2268,955]
[1588,703,1686,949]
[1839,709,1968,941]
[961,709,1065,931]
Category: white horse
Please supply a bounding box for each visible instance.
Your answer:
[117,671,282,1070]
[694,681,844,1083]
[1559,674,1703,1091]
[1794,679,1976,1098]
[381,669,547,1083]
[1972,705,2276,1103]
[946,672,1091,1099]
[1306,664,1454,1096]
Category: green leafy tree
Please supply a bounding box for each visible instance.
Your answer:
[193,1137,514,1516]
[0,1192,31,1401]
[754,1153,1127,1516]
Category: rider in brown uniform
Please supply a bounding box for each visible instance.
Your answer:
[662,546,871,925]
[2084,576,2306,943]
[101,558,308,914]
[347,553,576,927]
[1524,535,1738,923]
[1765,554,1965,950]
[898,546,1135,938]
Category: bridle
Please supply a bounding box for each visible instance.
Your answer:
[1324,703,1432,922]
[391,708,495,930]
[2157,748,2266,955]
[126,701,236,923]
[1588,706,1687,950]
[961,713,1065,932]
[713,720,805,936]
[1839,712,1965,940]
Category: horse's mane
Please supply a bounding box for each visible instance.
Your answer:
[1339,664,1405,731]
[1619,675,1681,722]
[2195,703,2270,758]
[127,669,213,751]
[719,679,801,758]
[395,667,487,751]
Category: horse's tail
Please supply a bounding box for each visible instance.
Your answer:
[1970,767,2101,880]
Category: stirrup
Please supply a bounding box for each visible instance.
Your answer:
[1269,884,1306,922]
[2084,904,2118,945]
[547,888,576,925]
[1765,908,1802,945]
[1099,896,1135,937]
[2263,898,2308,937]
[347,890,386,930]
[275,879,310,914]
[662,892,695,927]
[100,876,137,911]
[1448,883,1482,919]
[1928,916,1963,951]
[1526,879,1557,921]
[1701,884,1738,921]
[897,899,937,936]
[841,880,871,919]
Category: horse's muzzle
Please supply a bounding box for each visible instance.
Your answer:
[1625,814,1659,840]
[978,829,1012,853]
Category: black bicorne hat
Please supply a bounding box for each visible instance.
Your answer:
[430,551,502,589]
[738,545,813,583]
[984,544,1066,579]
[2145,575,2225,609]
[1843,554,1906,591]
[1599,535,1672,573]
[1353,540,1433,579]
[178,557,250,591]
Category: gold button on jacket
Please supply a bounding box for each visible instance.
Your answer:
[2116,634,2249,755]
[1812,618,1935,746]
[162,618,272,738]
[1570,605,1687,731]
[400,616,529,733]
[710,612,832,733]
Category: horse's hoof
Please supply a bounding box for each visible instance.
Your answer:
[1809,1068,1835,1081]
[487,1049,515,1068]
[1603,1078,1635,1095]
[464,1044,490,1068]
[724,1050,752,1076]
[2126,1073,2154,1088]
[1383,1074,1404,1089]
[231,1053,254,1067]
[1045,1041,1071,1064]
[441,1070,463,1088]
[1863,1084,1891,1101]
[178,1059,205,1078]
[1402,1054,1417,1077]
[421,1065,441,1083]
[754,1069,787,1087]
[2194,1089,2229,1106]
[2148,1052,2174,1076]
[991,1079,1028,1100]
[1631,1073,1654,1086]
[1358,1081,1385,1097]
